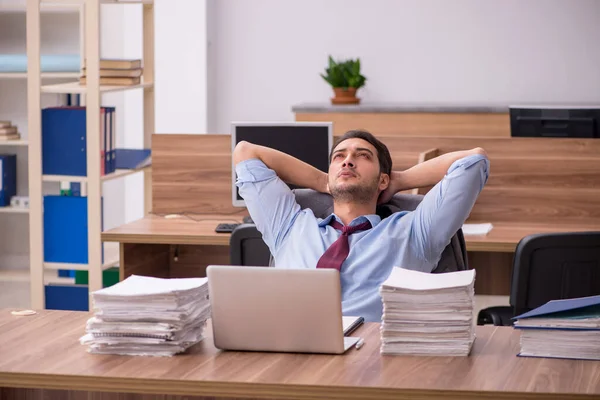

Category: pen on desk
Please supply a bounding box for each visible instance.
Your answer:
[355,338,365,350]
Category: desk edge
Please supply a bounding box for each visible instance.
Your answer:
[0,372,589,400]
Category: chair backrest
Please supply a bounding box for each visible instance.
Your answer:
[230,189,468,273]
[229,224,271,267]
[509,231,600,317]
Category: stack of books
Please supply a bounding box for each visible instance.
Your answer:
[0,121,21,141]
[80,274,211,356]
[80,58,143,86]
[514,295,600,361]
[379,267,476,356]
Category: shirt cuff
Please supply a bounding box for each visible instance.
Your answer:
[447,153,490,175]
[235,158,277,185]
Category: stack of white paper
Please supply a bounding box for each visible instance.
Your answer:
[379,267,476,356]
[80,275,211,356]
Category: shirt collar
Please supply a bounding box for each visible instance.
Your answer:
[318,213,381,228]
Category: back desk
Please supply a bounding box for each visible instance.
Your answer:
[102,133,600,296]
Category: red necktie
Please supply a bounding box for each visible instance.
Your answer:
[316,219,372,271]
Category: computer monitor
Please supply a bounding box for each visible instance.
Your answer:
[231,121,333,207]
[510,105,600,138]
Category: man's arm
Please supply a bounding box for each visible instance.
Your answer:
[234,141,329,193]
[403,150,490,265]
[233,141,329,253]
[378,148,487,204]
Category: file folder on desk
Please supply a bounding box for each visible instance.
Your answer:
[513,295,600,323]
[513,295,600,361]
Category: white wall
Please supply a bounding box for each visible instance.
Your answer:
[211,0,600,133]
[155,0,208,134]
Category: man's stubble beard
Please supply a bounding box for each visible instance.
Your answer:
[330,174,381,204]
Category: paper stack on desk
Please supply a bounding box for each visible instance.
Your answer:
[379,267,476,356]
[80,275,211,356]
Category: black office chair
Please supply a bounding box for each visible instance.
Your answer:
[477,231,600,326]
[229,189,468,273]
[229,223,271,266]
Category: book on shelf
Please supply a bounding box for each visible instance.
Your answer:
[81,67,143,78]
[80,58,143,86]
[83,58,142,70]
[79,76,141,86]
[0,122,21,141]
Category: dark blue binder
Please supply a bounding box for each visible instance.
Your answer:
[45,284,89,311]
[42,106,116,176]
[43,195,104,264]
[0,154,17,207]
[108,107,116,173]
[513,295,600,321]
[115,148,151,169]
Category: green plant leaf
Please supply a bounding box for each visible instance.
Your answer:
[321,56,366,88]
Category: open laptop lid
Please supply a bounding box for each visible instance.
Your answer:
[207,265,354,354]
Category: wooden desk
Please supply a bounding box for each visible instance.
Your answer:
[465,222,600,253]
[102,214,242,246]
[102,215,600,296]
[103,215,600,253]
[1,309,599,400]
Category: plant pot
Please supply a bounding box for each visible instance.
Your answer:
[331,87,360,105]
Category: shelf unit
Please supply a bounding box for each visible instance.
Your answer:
[0,72,80,79]
[26,0,154,309]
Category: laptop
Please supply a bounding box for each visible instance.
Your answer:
[206,265,362,354]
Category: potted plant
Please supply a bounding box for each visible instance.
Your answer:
[320,55,367,105]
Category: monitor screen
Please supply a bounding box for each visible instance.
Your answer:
[510,105,600,138]
[231,122,333,207]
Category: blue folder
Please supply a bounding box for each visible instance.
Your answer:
[513,295,600,321]
[0,154,16,207]
[42,106,116,176]
[114,149,151,169]
[43,195,104,264]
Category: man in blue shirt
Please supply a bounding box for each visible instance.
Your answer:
[233,130,489,322]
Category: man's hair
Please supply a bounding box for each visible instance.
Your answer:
[329,130,392,176]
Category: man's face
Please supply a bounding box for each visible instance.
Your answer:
[327,138,389,203]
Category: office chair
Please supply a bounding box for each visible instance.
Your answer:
[229,189,468,273]
[477,231,600,326]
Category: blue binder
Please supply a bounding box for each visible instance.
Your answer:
[513,295,600,321]
[45,284,89,311]
[42,106,116,176]
[0,154,16,207]
[114,149,151,169]
[43,195,104,264]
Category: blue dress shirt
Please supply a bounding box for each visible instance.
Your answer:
[235,154,490,322]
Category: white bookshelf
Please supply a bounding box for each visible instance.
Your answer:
[41,80,153,94]
[0,0,82,285]
[0,72,79,79]
[26,0,154,309]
